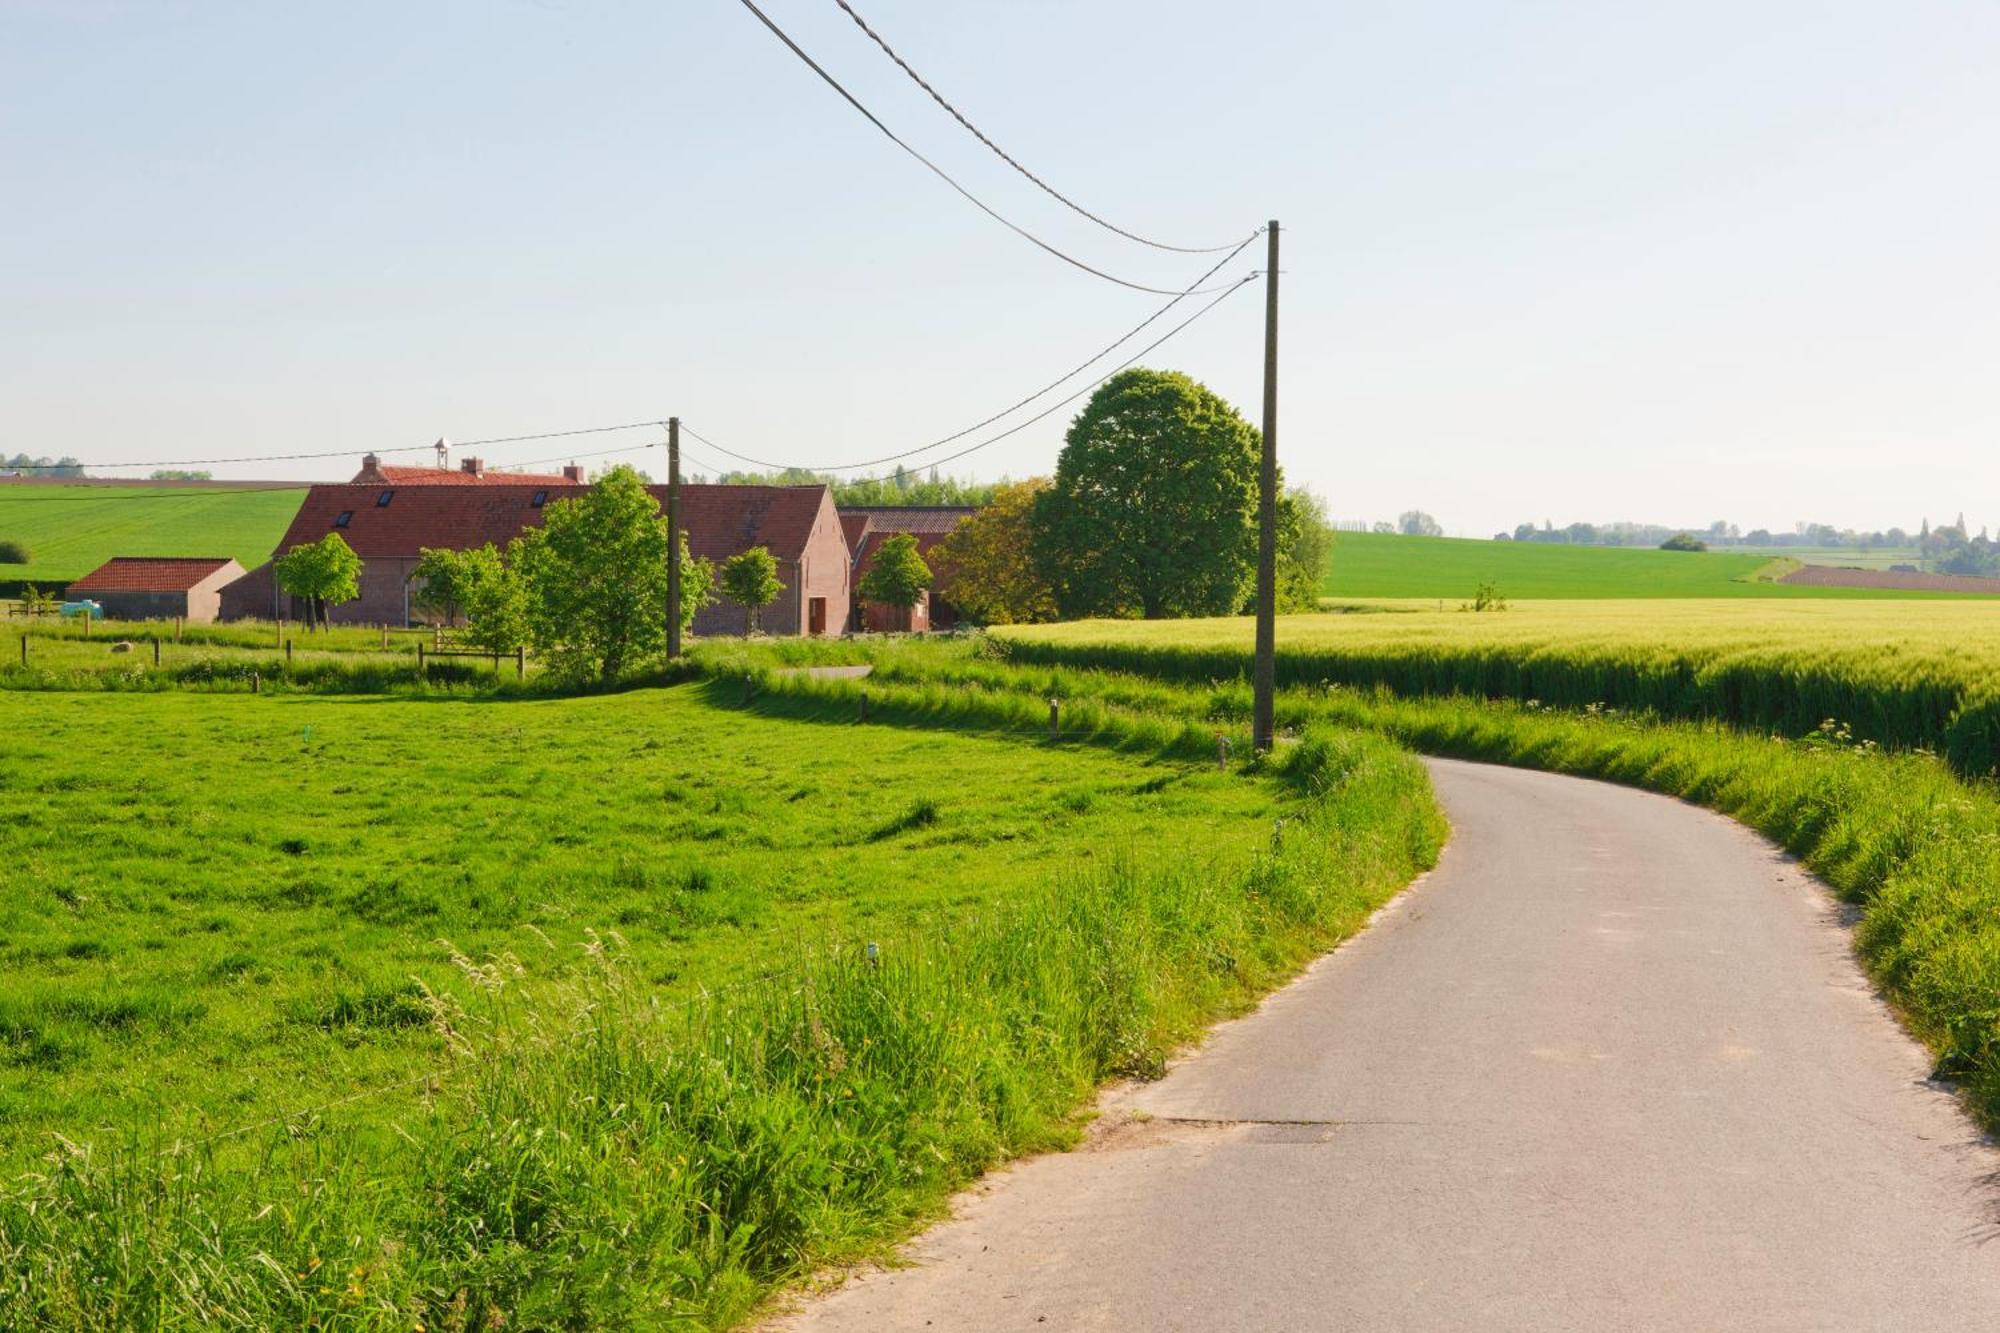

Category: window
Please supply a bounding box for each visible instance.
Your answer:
[531,490,548,508]
[333,511,353,529]
[376,490,394,507]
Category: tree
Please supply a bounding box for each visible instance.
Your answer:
[273,532,362,629]
[858,533,932,629]
[1277,486,1333,613]
[1398,510,1443,538]
[453,544,528,653]
[719,545,784,634]
[1033,368,1261,619]
[932,479,1057,625]
[1659,532,1708,552]
[409,547,473,625]
[510,466,712,683]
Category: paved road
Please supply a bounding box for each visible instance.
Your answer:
[779,759,2000,1331]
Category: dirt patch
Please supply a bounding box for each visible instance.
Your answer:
[1779,565,2000,595]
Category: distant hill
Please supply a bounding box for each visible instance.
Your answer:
[1323,531,1992,600]
[0,483,306,590]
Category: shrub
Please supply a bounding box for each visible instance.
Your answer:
[0,539,29,564]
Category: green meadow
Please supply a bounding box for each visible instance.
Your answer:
[0,684,1293,1162]
[0,484,305,588]
[1321,530,1974,600]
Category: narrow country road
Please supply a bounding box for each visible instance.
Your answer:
[777,759,2000,1331]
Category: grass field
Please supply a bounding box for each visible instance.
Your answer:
[0,484,305,587]
[0,679,1441,1328]
[998,600,2000,777]
[1322,531,1976,599]
[0,684,1294,1162]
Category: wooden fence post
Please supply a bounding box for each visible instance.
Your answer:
[285,639,293,666]
[175,616,183,643]
[381,623,389,649]
[81,609,90,639]
[250,671,261,694]
[153,638,161,667]
[858,690,869,723]
[1049,697,1060,739]
[19,635,26,667]
[417,642,426,680]
[516,646,526,680]
[1217,734,1231,771]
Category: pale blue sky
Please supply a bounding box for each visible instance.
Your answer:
[3,1,1995,535]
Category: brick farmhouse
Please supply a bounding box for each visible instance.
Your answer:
[68,556,247,622]
[219,456,853,635]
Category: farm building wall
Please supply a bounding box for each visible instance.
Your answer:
[690,494,850,637]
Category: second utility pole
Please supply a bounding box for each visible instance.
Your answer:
[667,416,683,659]
[1253,220,1280,753]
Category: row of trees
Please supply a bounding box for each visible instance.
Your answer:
[933,369,1330,623]
[1498,517,1992,554]
[704,465,1002,509]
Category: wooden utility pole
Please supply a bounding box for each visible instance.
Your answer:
[667,416,684,659]
[1253,220,1280,753]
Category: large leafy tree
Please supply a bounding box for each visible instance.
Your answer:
[857,533,932,629]
[510,467,712,683]
[1033,368,1261,619]
[273,532,363,629]
[934,479,1056,625]
[718,546,784,634]
[409,547,473,625]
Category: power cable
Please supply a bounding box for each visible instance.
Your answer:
[2,420,667,473]
[684,269,1258,474]
[735,0,1256,297]
[831,0,1238,255]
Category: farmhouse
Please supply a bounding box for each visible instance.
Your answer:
[839,506,974,632]
[219,467,851,635]
[68,556,246,623]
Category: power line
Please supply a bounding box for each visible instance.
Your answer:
[684,269,1258,475]
[735,0,1256,297]
[3,420,667,473]
[831,0,1238,255]
[690,229,1259,478]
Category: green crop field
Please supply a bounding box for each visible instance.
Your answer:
[1321,530,1975,600]
[0,484,305,587]
[999,599,2000,777]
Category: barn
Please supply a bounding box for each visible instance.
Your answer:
[839,506,975,632]
[218,463,852,635]
[68,557,247,623]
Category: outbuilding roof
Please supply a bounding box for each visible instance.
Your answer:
[70,557,242,593]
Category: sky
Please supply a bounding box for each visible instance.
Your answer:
[3,0,1995,537]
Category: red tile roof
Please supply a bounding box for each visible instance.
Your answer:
[839,513,871,555]
[70,557,243,593]
[268,483,833,565]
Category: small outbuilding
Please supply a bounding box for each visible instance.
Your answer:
[67,557,247,623]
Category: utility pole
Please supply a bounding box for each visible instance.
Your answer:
[667,416,684,659]
[1253,220,1280,753]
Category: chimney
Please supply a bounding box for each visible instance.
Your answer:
[460,457,483,477]
[361,452,380,474]
[562,463,585,483]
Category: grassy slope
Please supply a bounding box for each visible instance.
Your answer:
[0,684,1288,1162]
[0,485,304,586]
[1324,530,1979,599]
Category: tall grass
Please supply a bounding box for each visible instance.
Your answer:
[0,721,1442,1330]
[998,602,2000,777]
